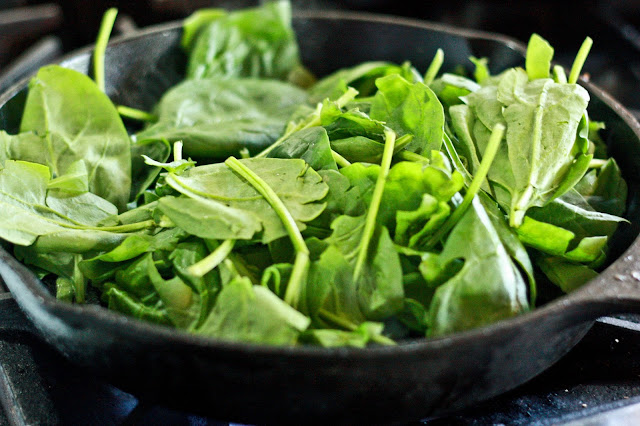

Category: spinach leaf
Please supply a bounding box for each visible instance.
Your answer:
[301,322,390,348]
[525,34,553,80]
[574,158,627,216]
[163,157,328,243]
[186,1,302,82]
[157,196,262,240]
[325,215,404,320]
[308,61,415,105]
[20,65,132,210]
[370,73,445,154]
[0,160,156,253]
[426,198,530,336]
[265,126,338,171]
[130,138,171,202]
[339,157,463,235]
[195,276,310,345]
[431,73,480,107]
[516,190,626,264]
[135,78,308,160]
[537,256,598,293]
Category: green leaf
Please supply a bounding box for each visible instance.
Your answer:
[537,256,598,293]
[135,78,307,160]
[575,158,627,216]
[369,74,445,154]
[470,56,490,84]
[47,160,89,194]
[265,126,337,171]
[105,286,170,326]
[195,276,310,345]
[301,321,390,348]
[308,61,409,104]
[395,194,450,250]
[431,73,480,107]
[165,158,328,243]
[302,244,362,324]
[20,65,132,210]
[130,138,172,201]
[147,258,203,330]
[525,33,554,80]
[427,198,529,336]
[157,196,262,240]
[326,215,404,320]
[186,1,301,82]
[181,8,226,51]
[0,160,118,247]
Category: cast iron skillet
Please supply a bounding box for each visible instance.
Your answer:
[1,9,640,426]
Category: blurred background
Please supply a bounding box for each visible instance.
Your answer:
[2,0,640,110]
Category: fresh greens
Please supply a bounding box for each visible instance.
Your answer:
[0,0,629,347]
[135,78,308,160]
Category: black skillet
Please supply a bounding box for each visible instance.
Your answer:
[1,9,640,426]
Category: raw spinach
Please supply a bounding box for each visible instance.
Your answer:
[135,78,308,160]
[20,65,132,211]
[0,2,628,347]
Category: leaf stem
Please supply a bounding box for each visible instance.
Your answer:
[188,239,235,277]
[224,157,309,308]
[568,37,593,84]
[442,131,473,186]
[173,141,184,162]
[553,65,567,84]
[117,105,158,123]
[93,8,118,93]
[332,150,351,167]
[588,158,607,169]
[317,309,396,346]
[424,48,444,85]
[84,219,156,233]
[395,150,429,163]
[425,123,504,249]
[353,128,396,281]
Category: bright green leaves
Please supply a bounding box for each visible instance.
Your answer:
[426,199,529,336]
[443,33,626,295]
[20,65,132,210]
[162,158,328,243]
[324,215,404,320]
[196,276,310,345]
[449,34,595,228]
[135,78,308,160]
[525,33,554,80]
[184,1,302,82]
[453,67,591,227]
[499,69,591,225]
[0,160,121,247]
[370,74,445,154]
[0,2,627,348]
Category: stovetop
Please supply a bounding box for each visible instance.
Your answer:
[2,1,640,425]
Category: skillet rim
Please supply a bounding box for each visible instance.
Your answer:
[0,8,639,359]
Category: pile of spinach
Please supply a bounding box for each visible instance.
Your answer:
[0,1,628,346]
